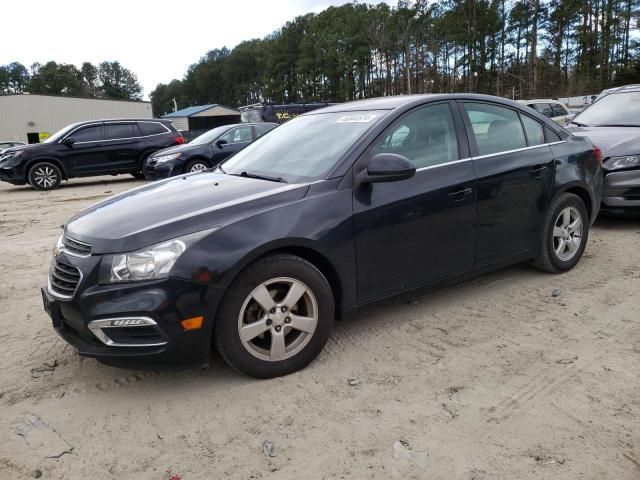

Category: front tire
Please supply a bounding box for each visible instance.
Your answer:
[533,193,589,273]
[28,162,62,190]
[185,159,210,173]
[214,254,335,378]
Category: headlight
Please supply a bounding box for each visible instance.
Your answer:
[53,233,64,256]
[0,150,24,167]
[154,153,181,163]
[605,155,640,171]
[108,239,186,283]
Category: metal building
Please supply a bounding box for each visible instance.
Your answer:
[162,104,241,133]
[0,94,152,143]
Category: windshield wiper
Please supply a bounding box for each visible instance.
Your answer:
[216,164,227,174]
[233,171,287,183]
[568,120,589,127]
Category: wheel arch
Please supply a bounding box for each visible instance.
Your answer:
[25,157,69,180]
[554,182,594,221]
[184,156,212,171]
[217,240,345,321]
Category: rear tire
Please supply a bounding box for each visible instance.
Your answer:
[533,193,589,273]
[28,162,62,190]
[185,159,210,173]
[214,254,335,378]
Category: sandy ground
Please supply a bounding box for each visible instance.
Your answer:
[0,176,638,480]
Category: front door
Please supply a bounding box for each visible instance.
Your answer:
[460,101,555,266]
[353,102,477,303]
[64,124,110,175]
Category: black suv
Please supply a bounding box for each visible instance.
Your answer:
[0,119,185,190]
[143,122,277,180]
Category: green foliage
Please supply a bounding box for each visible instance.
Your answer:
[151,0,640,113]
[0,60,142,100]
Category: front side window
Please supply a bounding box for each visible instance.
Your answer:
[520,114,545,146]
[532,103,554,117]
[221,126,253,144]
[371,103,459,169]
[72,125,102,143]
[105,123,136,140]
[255,124,275,137]
[464,103,527,156]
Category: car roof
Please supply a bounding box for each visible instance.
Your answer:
[71,118,172,126]
[306,93,543,115]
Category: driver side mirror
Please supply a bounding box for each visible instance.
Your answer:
[215,138,228,149]
[62,137,75,147]
[361,153,416,183]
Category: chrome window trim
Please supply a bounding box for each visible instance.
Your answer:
[413,140,567,172]
[87,317,168,347]
[60,121,172,145]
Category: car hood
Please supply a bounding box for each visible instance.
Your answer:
[152,142,207,158]
[65,172,309,254]
[2,142,47,154]
[566,125,640,158]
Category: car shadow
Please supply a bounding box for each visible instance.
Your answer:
[1,176,147,194]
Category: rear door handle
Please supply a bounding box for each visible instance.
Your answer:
[448,186,473,201]
[529,165,548,178]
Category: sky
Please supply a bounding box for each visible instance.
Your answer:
[1,0,390,99]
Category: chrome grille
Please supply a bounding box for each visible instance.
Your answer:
[49,259,81,298]
[63,236,92,256]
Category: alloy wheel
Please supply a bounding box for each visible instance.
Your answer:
[32,166,58,188]
[190,163,208,172]
[552,206,583,261]
[237,277,318,362]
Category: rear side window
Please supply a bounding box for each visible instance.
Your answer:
[371,103,459,169]
[105,123,137,140]
[532,103,554,117]
[520,115,545,146]
[463,103,527,156]
[254,124,275,138]
[139,122,169,136]
[72,125,102,143]
[551,104,568,116]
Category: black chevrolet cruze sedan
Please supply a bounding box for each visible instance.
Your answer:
[143,122,277,180]
[42,94,603,378]
[0,119,184,190]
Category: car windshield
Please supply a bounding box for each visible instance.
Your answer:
[189,126,232,145]
[220,110,385,182]
[574,91,640,126]
[44,123,80,143]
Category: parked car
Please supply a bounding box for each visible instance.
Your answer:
[0,119,185,190]
[518,99,570,125]
[0,140,26,153]
[144,122,277,180]
[566,84,640,216]
[42,94,602,378]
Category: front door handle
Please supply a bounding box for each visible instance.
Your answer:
[448,186,473,201]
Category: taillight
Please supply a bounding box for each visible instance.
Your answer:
[592,146,602,163]
[175,136,186,145]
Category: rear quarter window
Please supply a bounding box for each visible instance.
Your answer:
[139,122,170,136]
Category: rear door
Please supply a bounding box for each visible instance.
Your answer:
[353,101,477,302]
[104,122,144,171]
[460,101,555,266]
[63,124,111,175]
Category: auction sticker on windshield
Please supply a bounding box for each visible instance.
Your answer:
[337,114,379,123]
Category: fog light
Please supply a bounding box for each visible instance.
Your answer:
[181,316,204,331]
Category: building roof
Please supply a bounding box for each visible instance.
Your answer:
[163,104,240,118]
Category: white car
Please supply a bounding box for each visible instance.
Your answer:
[0,140,26,153]
[517,99,570,125]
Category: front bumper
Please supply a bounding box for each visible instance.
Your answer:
[0,165,26,185]
[42,256,223,367]
[601,168,640,215]
[143,158,183,180]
